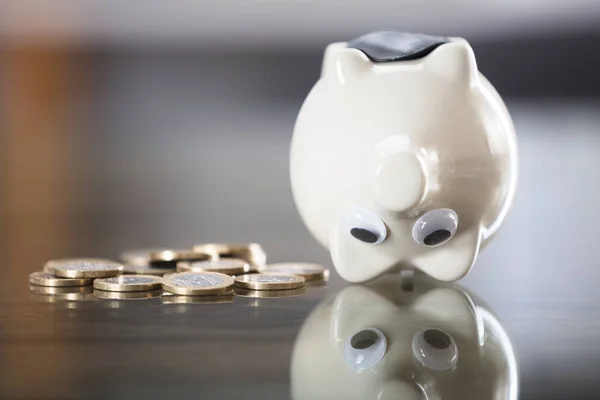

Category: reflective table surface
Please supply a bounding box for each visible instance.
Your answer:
[2,97,600,399]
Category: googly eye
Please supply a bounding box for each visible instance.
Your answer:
[344,328,387,370]
[412,328,458,371]
[343,206,387,244]
[412,208,458,247]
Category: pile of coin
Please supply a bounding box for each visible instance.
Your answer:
[29,243,329,302]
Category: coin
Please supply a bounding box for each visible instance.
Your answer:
[148,249,211,267]
[93,288,163,300]
[123,264,175,276]
[29,271,93,287]
[234,287,306,298]
[260,262,329,282]
[29,285,95,301]
[120,248,174,266]
[93,275,163,292]
[234,273,305,290]
[47,259,123,278]
[192,243,266,271]
[162,272,234,296]
[176,259,249,275]
[162,294,234,305]
[43,264,55,274]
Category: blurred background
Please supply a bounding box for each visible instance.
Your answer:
[1,1,600,398]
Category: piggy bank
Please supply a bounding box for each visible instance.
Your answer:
[290,31,518,282]
[291,274,518,400]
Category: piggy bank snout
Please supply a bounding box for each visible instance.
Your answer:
[374,151,429,213]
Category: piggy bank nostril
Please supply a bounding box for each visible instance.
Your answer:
[350,228,379,243]
[423,229,452,246]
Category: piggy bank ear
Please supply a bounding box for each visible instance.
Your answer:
[321,42,371,83]
[425,39,478,85]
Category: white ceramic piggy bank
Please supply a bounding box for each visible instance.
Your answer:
[291,274,518,400]
[290,31,518,282]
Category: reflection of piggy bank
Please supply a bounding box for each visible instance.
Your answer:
[290,31,518,282]
[291,274,518,400]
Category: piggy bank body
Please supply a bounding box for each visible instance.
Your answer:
[291,274,518,400]
[290,31,518,282]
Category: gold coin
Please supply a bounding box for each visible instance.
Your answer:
[260,262,329,282]
[123,264,175,276]
[93,288,163,300]
[176,259,249,275]
[234,273,305,291]
[148,249,211,266]
[29,285,95,301]
[162,294,234,304]
[29,271,93,287]
[192,243,266,271]
[120,248,175,266]
[47,258,123,278]
[93,275,163,292]
[234,287,306,298]
[162,272,234,296]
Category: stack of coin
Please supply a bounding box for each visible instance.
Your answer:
[234,273,306,291]
[149,249,211,267]
[176,259,250,276]
[31,258,124,289]
[33,244,328,303]
[259,262,329,282]
[192,243,266,272]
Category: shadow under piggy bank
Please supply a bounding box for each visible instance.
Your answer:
[291,273,518,400]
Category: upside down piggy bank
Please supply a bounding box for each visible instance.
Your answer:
[291,274,518,400]
[290,31,518,282]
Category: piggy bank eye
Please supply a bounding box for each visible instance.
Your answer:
[412,328,458,371]
[343,206,387,244]
[344,328,387,370]
[412,208,458,247]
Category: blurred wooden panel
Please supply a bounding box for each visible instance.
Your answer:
[3,47,77,278]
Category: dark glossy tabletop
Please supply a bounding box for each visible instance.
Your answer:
[2,96,600,399]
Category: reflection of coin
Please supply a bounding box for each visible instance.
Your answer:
[93,288,163,300]
[234,287,306,298]
[29,285,95,301]
[162,294,234,304]
[192,243,266,271]
[234,274,305,290]
[149,249,211,267]
[176,259,249,275]
[123,264,175,276]
[29,271,93,287]
[162,272,234,296]
[48,259,123,278]
[260,263,329,282]
[93,275,163,292]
